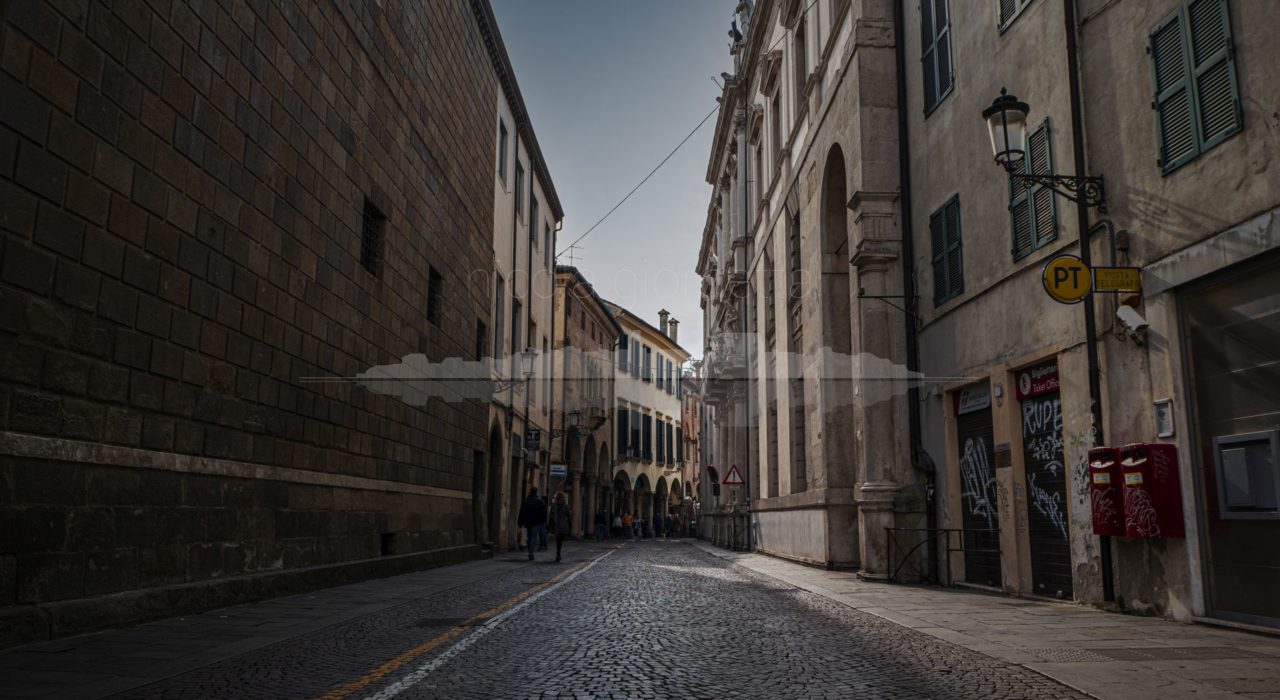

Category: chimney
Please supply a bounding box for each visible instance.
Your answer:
[668,318,679,343]
[658,309,670,335]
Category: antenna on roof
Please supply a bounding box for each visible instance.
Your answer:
[564,244,584,266]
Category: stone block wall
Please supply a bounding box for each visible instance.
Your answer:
[0,0,497,638]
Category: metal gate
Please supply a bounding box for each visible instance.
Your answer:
[956,390,1000,587]
[1020,381,1072,598]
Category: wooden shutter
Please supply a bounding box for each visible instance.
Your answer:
[944,197,963,298]
[618,408,628,454]
[999,0,1018,27]
[921,0,952,113]
[1188,0,1240,148]
[930,208,947,305]
[1151,11,1196,172]
[1010,121,1055,258]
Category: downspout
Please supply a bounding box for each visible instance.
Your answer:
[737,103,753,551]
[1063,0,1114,602]
[513,143,527,510]
[894,0,935,582]
[524,164,536,496]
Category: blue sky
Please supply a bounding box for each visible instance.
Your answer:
[492,0,735,357]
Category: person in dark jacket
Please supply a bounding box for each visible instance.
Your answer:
[549,491,572,562]
[517,488,547,561]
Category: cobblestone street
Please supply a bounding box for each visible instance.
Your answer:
[1,541,1089,699]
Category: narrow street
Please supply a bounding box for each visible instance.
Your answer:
[2,541,1085,700]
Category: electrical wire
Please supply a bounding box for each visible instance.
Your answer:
[554,0,824,257]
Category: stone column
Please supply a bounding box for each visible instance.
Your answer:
[850,193,905,579]
[569,471,583,537]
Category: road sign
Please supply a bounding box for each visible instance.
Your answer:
[549,464,567,479]
[524,428,541,449]
[1093,266,1142,293]
[1042,254,1092,304]
[722,464,745,486]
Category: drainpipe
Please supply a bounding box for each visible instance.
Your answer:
[893,0,936,582]
[1063,0,1114,603]
[737,104,754,552]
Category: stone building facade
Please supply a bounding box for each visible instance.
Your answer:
[1,0,507,645]
[609,304,690,529]
[481,9,563,551]
[550,265,620,537]
[697,0,925,571]
[903,0,1280,627]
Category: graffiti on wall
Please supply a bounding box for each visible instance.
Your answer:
[960,437,997,528]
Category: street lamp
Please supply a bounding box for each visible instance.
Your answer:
[493,347,539,393]
[982,88,1106,210]
[520,347,537,378]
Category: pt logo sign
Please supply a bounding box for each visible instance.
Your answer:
[1042,254,1092,304]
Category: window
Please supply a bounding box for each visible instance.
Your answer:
[497,119,508,184]
[630,409,641,458]
[642,414,653,461]
[618,407,630,457]
[657,418,665,465]
[515,162,525,219]
[426,265,443,324]
[1150,0,1241,174]
[1010,120,1057,259]
[360,198,384,274]
[676,427,683,464]
[754,143,763,215]
[921,0,953,114]
[931,196,963,305]
[544,224,552,268]
[619,335,629,372]
[631,340,640,377]
[494,274,505,360]
[530,197,539,245]
[666,422,674,465]
[999,0,1035,30]
[771,92,782,167]
[510,298,522,378]
[793,15,808,119]
[643,345,652,382]
[788,211,802,305]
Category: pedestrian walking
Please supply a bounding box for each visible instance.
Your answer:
[549,491,572,563]
[517,487,547,561]
[665,513,674,539]
[594,510,607,541]
[612,513,623,539]
[623,513,634,540]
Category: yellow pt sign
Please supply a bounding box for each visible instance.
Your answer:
[1042,254,1092,304]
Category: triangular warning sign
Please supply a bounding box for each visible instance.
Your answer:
[722,465,745,486]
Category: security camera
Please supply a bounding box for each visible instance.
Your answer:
[1116,305,1147,333]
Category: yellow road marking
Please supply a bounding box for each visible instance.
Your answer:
[317,547,618,700]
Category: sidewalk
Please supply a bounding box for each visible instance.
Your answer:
[692,540,1280,699]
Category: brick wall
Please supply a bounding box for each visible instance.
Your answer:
[0,0,497,626]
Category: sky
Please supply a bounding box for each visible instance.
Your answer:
[491,0,736,359]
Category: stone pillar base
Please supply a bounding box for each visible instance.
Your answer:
[857,481,898,579]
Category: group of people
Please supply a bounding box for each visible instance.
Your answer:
[596,510,681,541]
[515,487,689,563]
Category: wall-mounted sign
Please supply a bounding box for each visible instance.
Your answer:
[1154,398,1174,438]
[1042,254,1092,304]
[1093,267,1142,293]
[956,384,991,415]
[1015,360,1060,401]
[549,464,567,479]
[524,428,541,449]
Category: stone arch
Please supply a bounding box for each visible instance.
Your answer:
[485,422,505,547]
[820,143,852,356]
[655,476,669,520]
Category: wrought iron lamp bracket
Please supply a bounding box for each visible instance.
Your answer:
[1008,172,1106,211]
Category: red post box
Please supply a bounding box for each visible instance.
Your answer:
[1088,447,1124,536]
[1121,443,1185,538]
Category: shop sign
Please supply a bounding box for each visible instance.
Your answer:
[1015,360,1060,401]
[1042,254,1092,304]
[956,384,991,415]
[1093,266,1142,293]
[549,464,567,479]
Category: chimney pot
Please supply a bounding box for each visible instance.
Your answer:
[668,318,679,343]
[658,309,670,335]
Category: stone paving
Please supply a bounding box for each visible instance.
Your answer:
[693,541,1280,700]
[1,539,1088,699]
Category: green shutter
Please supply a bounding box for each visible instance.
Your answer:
[921,0,952,114]
[1151,11,1197,172]
[931,196,962,305]
[930,208,946,305]
[1187,0,1240,148]
[1010,121,1056,259]
[944,197,963,298]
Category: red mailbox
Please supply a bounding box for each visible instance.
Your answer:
[1088,447,1124,536]
[1121,442,1185,538]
